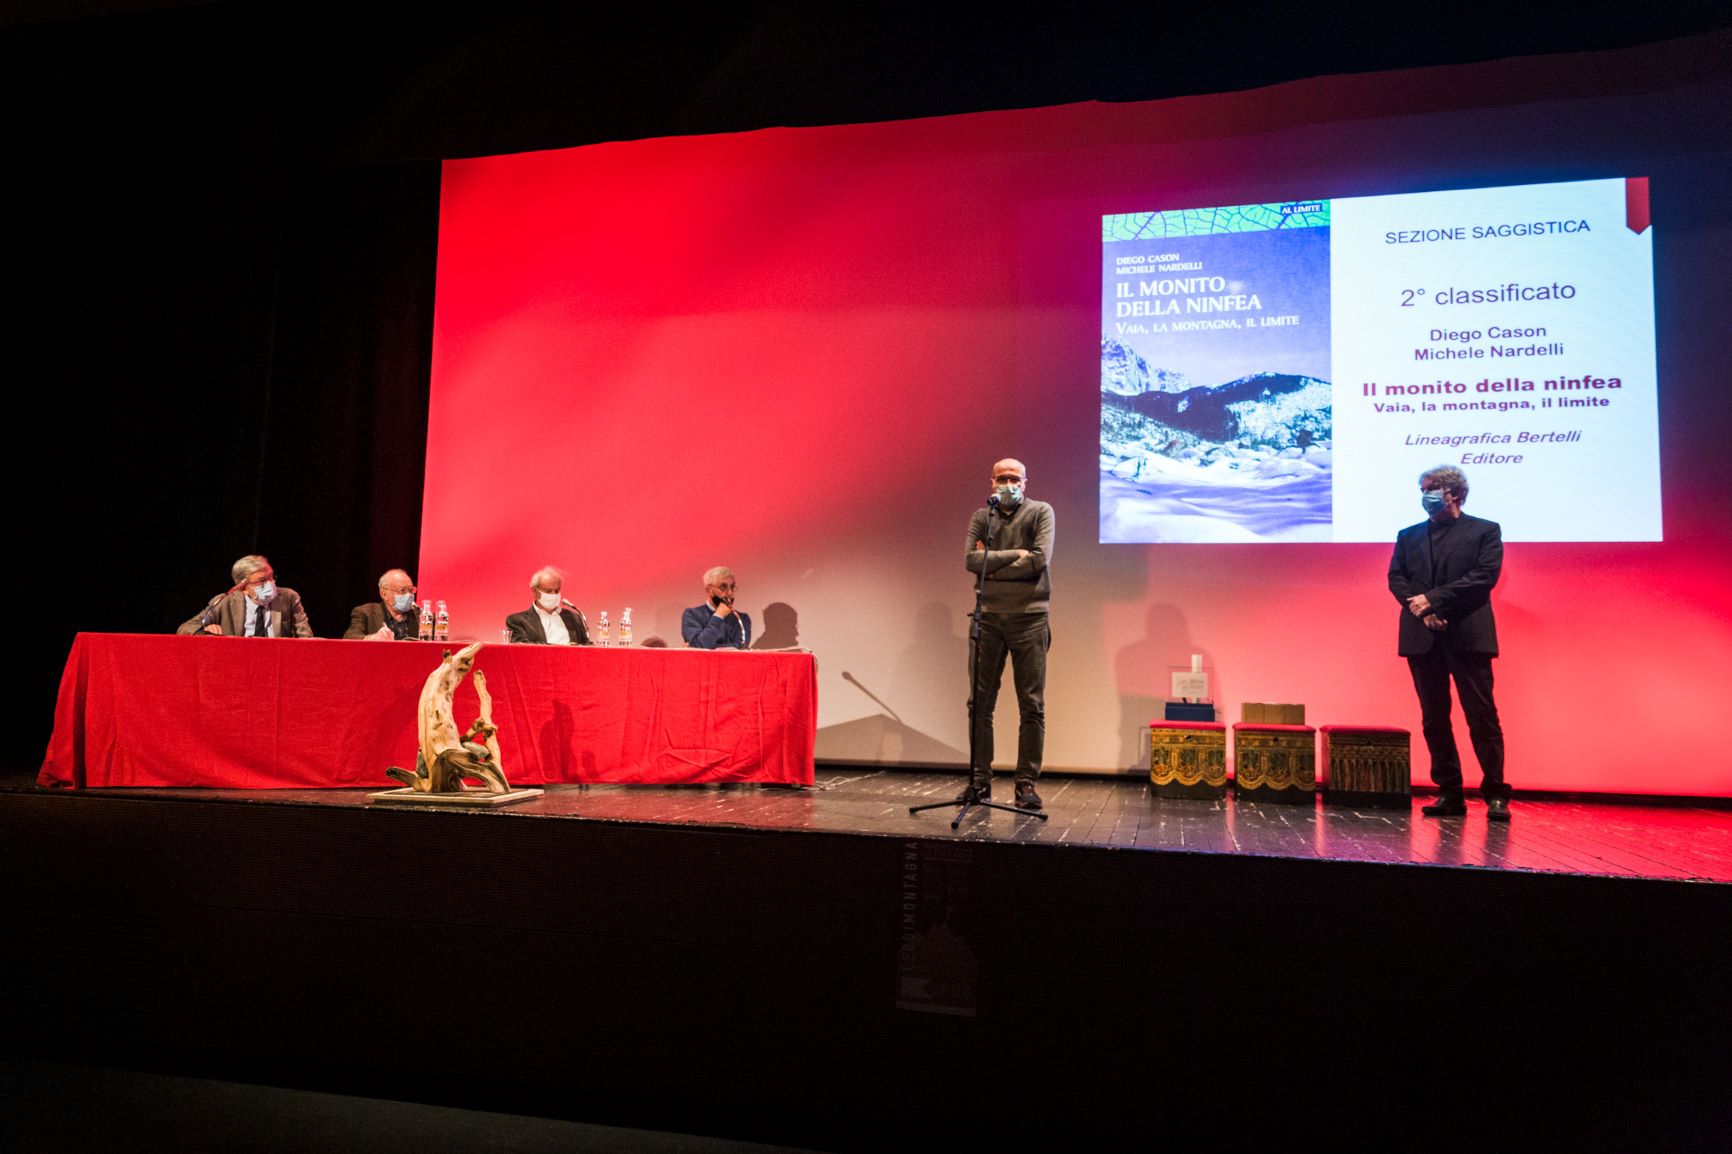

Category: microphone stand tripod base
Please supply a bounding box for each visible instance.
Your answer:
[911,495,1050,830]
[909,784,1047,829]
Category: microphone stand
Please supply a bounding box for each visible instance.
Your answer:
[910,497,1046,828]
[560,599,591,645]
[711,598,747,649]
[190,581,246,634]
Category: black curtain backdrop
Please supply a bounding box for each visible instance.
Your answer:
[6,3,1729,757]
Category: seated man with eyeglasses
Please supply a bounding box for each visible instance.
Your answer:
[681,566,751,650]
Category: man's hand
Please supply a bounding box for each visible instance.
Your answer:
[366,625,392,641]
[973,542,985,551]
[1407,593,1432,617]
[713,600,735,619]
[202,624,222,635]
[1422,614,1448,632]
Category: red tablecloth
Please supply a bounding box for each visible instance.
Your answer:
[39,634,817,789]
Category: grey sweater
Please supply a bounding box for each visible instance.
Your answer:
[965,498,1055,614]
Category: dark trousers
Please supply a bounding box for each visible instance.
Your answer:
[1407,646,1507,801]
[969,612,1050,783]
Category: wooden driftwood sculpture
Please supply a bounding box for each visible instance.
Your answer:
[385,642,509,794]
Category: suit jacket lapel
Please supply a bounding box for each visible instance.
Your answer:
[1432,516,1469,580]
[1415,524,1433,587]
[531,609,548,644]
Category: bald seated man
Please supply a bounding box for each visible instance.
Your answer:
[962,456,1055,811]
[345,569,421,640]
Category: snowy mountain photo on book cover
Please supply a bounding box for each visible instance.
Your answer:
[1101,201,1332,542]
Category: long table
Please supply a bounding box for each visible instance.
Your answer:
[38,634,817,789]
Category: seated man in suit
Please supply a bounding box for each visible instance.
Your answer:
[505,566,591,645]
[682,566,751,650]
[177,554,313,638]
[344,568,420,640]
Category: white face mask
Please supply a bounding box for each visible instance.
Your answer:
[251,580,276,603]
[537,592,561,612]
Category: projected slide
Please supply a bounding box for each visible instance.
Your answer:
[1100,177,1658,543]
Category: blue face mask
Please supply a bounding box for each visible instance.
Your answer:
[392,592,416,613]
[996,482,1023,506]
[1421,490,1447,514]
[251,580,276,602]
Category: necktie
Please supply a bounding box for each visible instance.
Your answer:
[253,604,270,637]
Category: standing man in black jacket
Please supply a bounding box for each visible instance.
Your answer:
[963,457,1056,811]
[1388,465,1510,821]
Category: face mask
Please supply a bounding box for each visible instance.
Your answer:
[1421,490,1447,514]
[251,580,276,602]
[392,592,416,613]
[538,592,561,612]
[996,482,1023,506]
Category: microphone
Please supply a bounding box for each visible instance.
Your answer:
[210,579,246,605]
[192,580,247,633]
[717,596,744,648]
[988,494,1001,508]
[560,598,590,639]
[841,671,902,722]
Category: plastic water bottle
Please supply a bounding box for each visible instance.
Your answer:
[435,600,450,642]
[597,611,611,647]
[619,608,633,647]
[418,600,434,641]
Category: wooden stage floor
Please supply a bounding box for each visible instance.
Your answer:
[47,768,1732,884]
[8,764,1732,1148]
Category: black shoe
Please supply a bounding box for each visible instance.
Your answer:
[1486,796,1511,822]
[1421,796,1466,817]
[1015,781,1043,811]
[955,780,991,803]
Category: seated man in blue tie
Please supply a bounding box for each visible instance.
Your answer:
[682,566,751,650]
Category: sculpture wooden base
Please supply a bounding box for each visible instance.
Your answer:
[368,788,544,808]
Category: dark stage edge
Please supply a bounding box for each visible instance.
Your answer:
[21,769,1732,883]
[5,770,1731,1151]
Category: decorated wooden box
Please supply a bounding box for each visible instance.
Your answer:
[1318,725,1411,808]
[1149,720,1228,799]
[1231,723,1316,804]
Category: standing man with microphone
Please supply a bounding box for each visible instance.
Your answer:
[962,458,1055,811]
